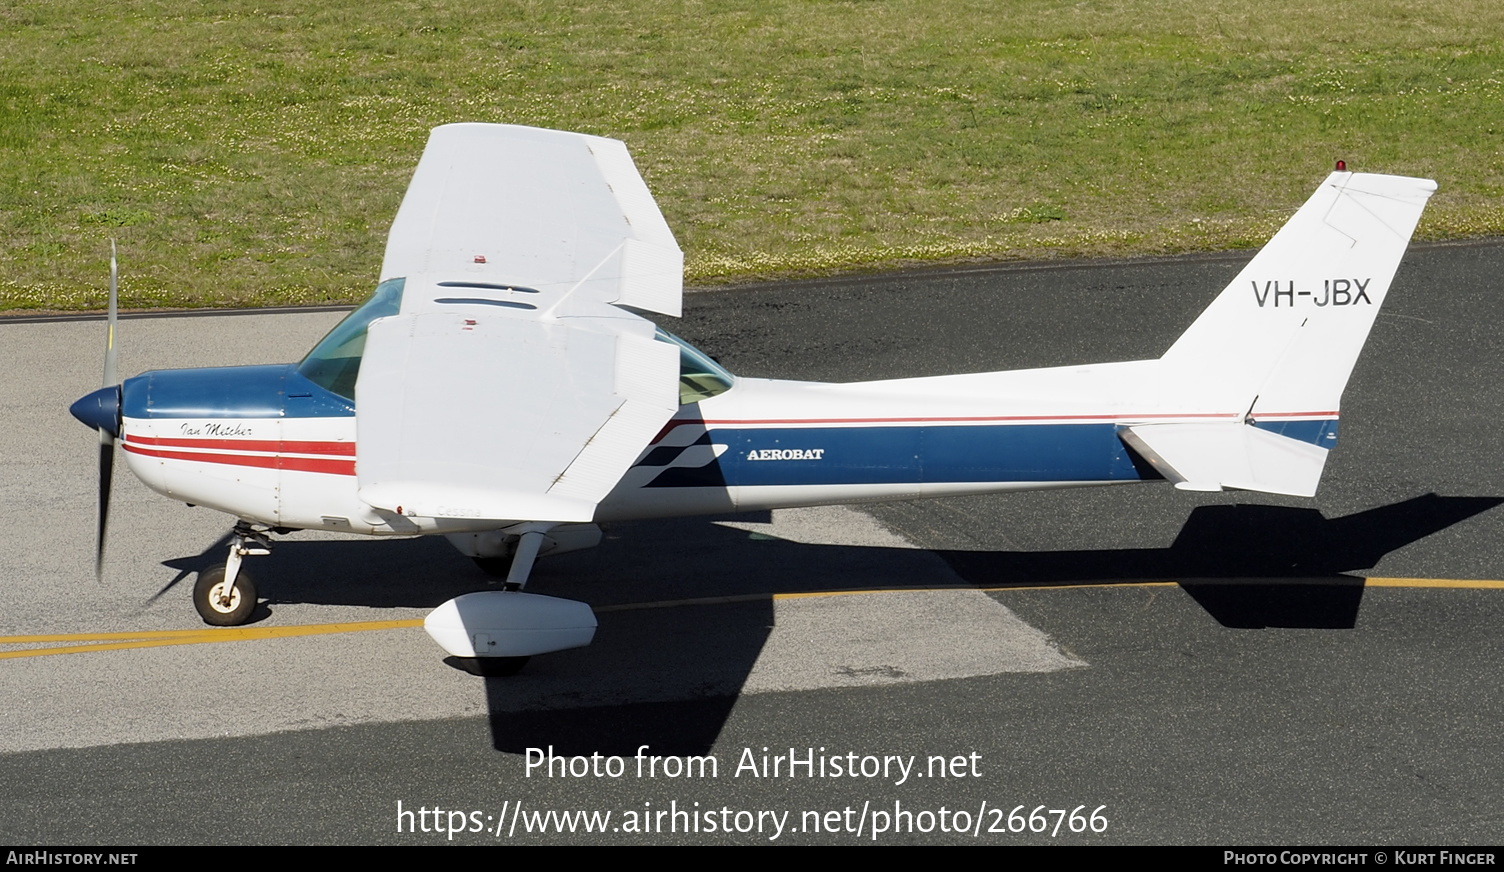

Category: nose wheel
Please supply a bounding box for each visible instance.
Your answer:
[193,521,271,626]
[194,566,258,626]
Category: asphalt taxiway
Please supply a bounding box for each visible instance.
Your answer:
[1,242,1501,843]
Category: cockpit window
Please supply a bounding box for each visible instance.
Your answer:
[298,277,405,400]
[655,327,735,404]
[300,285,728,405]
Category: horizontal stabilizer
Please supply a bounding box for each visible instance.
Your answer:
[1119,423,1330,497]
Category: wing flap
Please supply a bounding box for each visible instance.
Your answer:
[549,331,678,502]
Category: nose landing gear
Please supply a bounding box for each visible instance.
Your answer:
[193,522,271,626]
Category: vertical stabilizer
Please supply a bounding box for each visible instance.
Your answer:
[1126,171,1434,497]
[1159,172,1435,416]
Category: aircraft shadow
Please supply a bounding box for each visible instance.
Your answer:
[931,493,1504,629]
[156,493,1499,755]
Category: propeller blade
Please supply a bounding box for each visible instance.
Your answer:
[103,239,117,389]
[96,428,114,578]
[96,240,119,578]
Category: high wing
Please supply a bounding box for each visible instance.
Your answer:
[355,124,683,523]
[377,123,682,316]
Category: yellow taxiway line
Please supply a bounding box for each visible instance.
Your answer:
[1363,577,1504,589]
[780,577,1504,598]
[2,577,1499,660]
[0,618,424,660]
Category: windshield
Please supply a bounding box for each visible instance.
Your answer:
[298,277,405,399]
[655,327,735,404]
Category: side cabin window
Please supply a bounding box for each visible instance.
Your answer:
[655,327,735,405]
[298,277,405,400]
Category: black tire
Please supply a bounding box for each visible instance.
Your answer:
[194,566,257,626]
[468,656,531,677]
[472,556,513,578]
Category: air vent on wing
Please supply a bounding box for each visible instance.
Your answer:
[433,297,538,310]
[436,281,540,293]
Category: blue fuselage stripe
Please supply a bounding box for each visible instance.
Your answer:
[646,417,1336,489]
[652,423,1151,487]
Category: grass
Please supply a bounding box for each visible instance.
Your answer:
[2,0,1503,311]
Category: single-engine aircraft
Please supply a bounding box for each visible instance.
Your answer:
[71,124,1436,673]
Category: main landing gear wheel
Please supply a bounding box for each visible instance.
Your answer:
[473,656,530,677]
[194,566,257,626]
[472,556,512,578]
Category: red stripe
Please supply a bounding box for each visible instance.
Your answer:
[126,435,355,456]
[124,443,355,476]
[649,420,681,444]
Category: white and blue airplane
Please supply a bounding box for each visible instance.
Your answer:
[70,124,1436,673]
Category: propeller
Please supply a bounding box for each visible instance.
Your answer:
[68,240,121,578]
